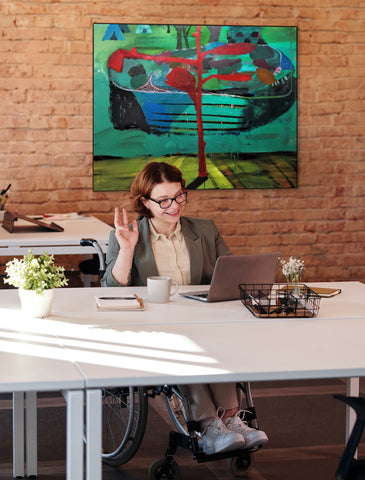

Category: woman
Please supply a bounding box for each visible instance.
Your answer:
[102,162,268,455]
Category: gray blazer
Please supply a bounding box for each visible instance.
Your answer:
[101,216,231,287]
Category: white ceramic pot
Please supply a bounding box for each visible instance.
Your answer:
[18,288,55,317]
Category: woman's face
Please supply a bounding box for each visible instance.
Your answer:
[143,181,186,231]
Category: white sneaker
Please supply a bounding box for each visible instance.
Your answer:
[225,411,268,449]
[202,417,245,455]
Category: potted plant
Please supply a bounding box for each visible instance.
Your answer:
[4,250,68,317]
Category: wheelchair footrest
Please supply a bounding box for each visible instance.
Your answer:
[194,447,254,463]
[165,430,260,464]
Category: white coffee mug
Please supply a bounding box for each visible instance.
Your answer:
[147,276,179,303]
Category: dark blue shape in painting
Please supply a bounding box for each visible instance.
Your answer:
[103,25,124,41]
[143,102,173,131]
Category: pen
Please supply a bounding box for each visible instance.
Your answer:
[133,293,144,308]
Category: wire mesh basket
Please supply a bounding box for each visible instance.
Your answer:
[239,284,321,318]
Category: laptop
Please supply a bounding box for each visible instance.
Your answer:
[180,252,281,302]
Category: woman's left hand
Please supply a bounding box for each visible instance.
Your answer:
[114,207,139,252]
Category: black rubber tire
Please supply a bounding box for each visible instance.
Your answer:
[148,458,180,480]
[100,386,148,466]
[227,452,253,477]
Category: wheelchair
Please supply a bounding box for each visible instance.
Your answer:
[80,238,266,479]
[99,382,263,479]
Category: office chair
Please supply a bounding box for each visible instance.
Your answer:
[335,394,365,480]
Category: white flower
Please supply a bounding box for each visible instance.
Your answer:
[281,256,304,283]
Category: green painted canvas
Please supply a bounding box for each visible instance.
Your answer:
[93,24,297,190]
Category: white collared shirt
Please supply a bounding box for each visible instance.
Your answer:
[148,219,191,285]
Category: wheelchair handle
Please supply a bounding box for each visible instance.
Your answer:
[80,238,106,279]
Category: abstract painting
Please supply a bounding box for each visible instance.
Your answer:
[93,24,297,190]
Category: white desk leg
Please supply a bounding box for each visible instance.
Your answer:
[63,390,84,480]
[25,391,37,477]
[86,389,102,480]
[346,377,360,459]
[13,392,25,478]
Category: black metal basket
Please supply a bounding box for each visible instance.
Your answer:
[239,284,321,318]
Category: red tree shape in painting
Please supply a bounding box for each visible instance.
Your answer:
[108,26,255,185]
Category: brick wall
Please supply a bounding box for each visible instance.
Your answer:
[0,0,364,282]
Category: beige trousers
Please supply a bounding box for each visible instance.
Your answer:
[179,382,239,421]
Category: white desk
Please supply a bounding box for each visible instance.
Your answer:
[1,282,364,480]
[39,281,365,480]
[0,302,86,479]
[45,281,365,327]
[0,215,112,256]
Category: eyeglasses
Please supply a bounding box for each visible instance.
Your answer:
[148,191,187,209]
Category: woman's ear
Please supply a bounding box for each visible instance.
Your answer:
[140,196,148,208]
[140,197,153,218]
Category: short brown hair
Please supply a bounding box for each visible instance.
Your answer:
[130,162,185,218]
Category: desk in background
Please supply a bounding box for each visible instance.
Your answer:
[0,214,112,256]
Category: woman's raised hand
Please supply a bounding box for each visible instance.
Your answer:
[114,207,139,251]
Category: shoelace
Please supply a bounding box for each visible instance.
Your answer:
[238,409,250,418]
[202,407,228,437]
[227,410,254,431]
[236,409,252,424]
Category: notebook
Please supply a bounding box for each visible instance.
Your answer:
[180,252,281,302]
[95,294,144,311]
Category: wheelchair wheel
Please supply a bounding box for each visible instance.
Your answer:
[148,458,180,480]
[227,452,253,477]
[164,387,189,436]
[101,386,148,466]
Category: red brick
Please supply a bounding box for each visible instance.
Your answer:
[0,0,363,283]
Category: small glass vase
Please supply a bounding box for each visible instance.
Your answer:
[18,288,55,317]
[286,274,302,295]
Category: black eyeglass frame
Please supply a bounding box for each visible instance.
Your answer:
[147,191,188,209]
